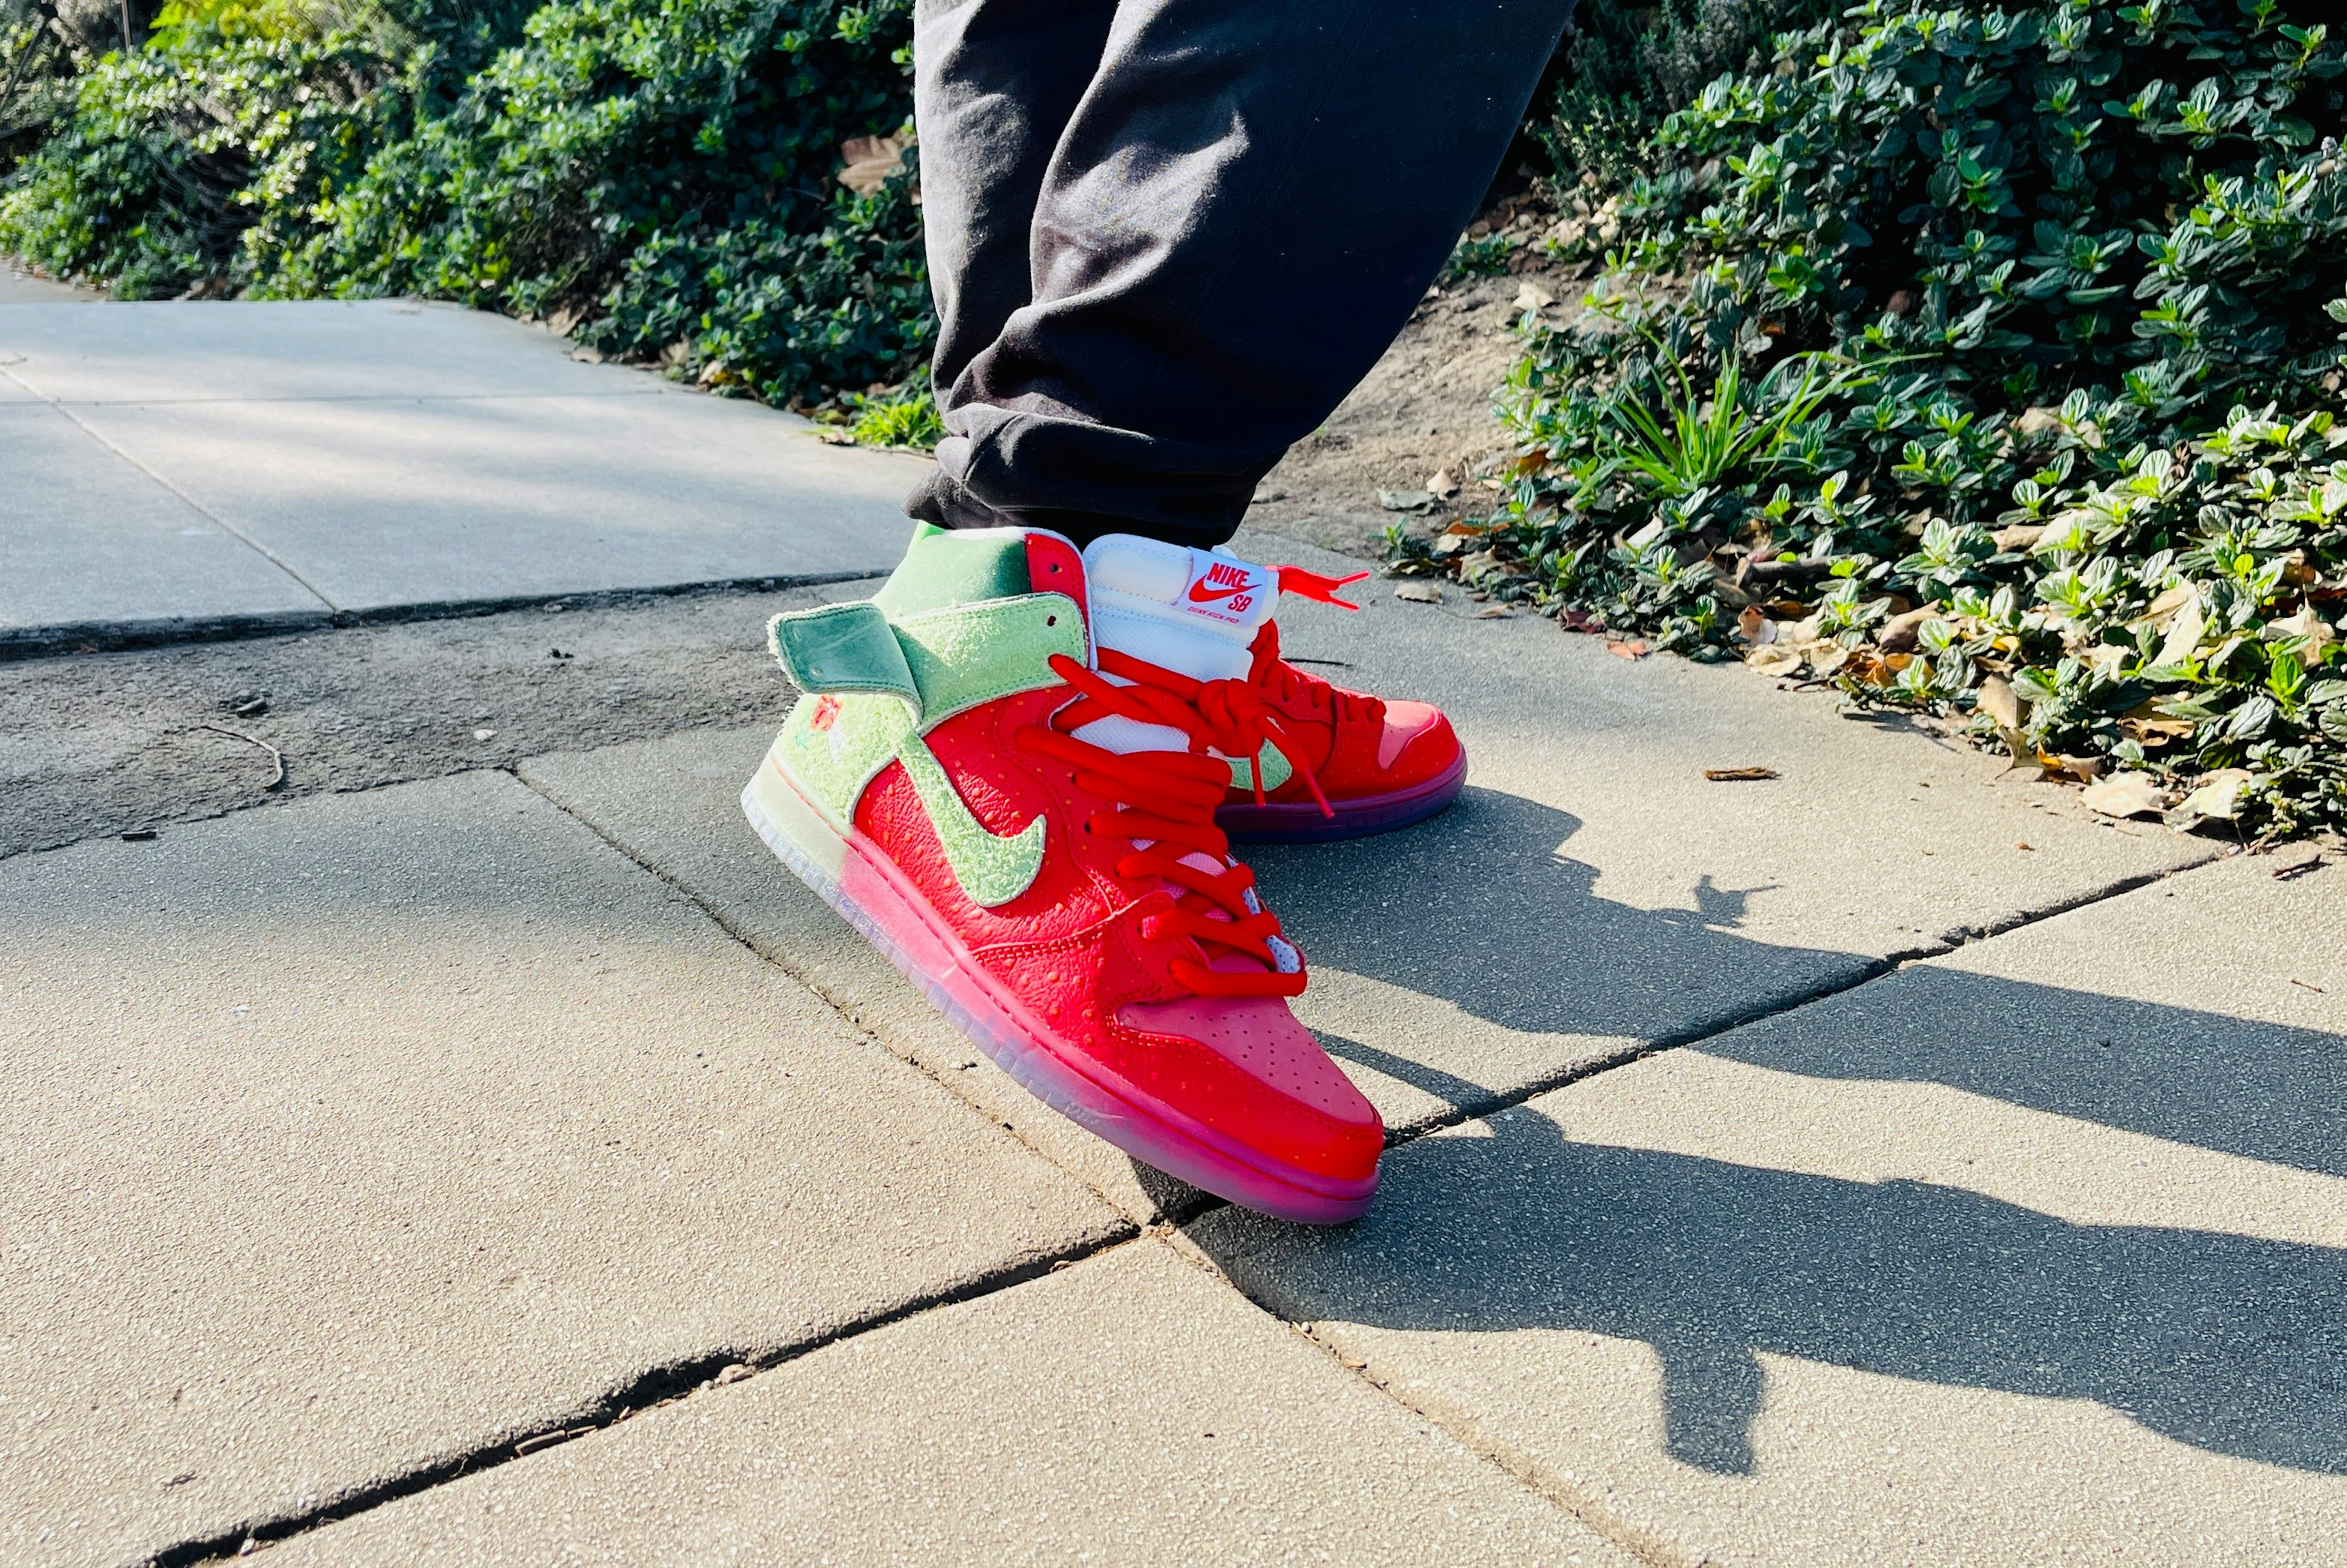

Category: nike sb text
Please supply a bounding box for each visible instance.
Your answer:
[1179,556,1268,625]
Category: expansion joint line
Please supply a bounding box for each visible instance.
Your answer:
[7,367,340,614]
[149,1230,1142,1567]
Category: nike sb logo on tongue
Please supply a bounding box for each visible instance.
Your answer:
[1179,555,1271,626]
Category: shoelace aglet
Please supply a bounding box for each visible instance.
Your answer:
[1275,565,1369,612]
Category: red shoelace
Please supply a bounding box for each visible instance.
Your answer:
[1015,649,1326,999]
[1245,616,1385,727]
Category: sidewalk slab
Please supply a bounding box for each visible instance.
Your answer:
[0,264,95,305]
[271,1239,1634,1567]
[1,403,327,638]
[0,772,1122,1567]
[519,723,1183,1225]
[1227,533,2218,1129]
[0,298,672,404]
[0,301,924,646]
[1191,853,2347,1566]
[64,391,920,610]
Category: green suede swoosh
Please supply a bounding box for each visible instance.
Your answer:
[897,733,1046,907]
[1227,741,1295,794]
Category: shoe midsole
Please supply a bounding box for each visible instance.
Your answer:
[742,748,1377,1217]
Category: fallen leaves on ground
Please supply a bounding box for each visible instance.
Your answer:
[1703,766,1779,781]
[1607,640,1648,659]
[1392,581,1443,604]
[2079,772,2166,818]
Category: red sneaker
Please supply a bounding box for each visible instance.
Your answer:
[742,525,1383,1223]
[1212,566,1466,843]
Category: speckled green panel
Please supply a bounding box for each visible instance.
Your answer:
[898,735,1047,906]
[1228,742,1295,793]
[893,594,1087,724]
[767,602,919,704]
[872,525,1031,619]
[775,692,917,827]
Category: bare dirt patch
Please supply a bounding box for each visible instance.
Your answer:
[1245,271,1533,559]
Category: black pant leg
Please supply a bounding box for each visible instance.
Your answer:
[916,0,1576,548]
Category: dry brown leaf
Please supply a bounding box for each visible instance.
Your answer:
[1471,605,1513,619]
[1992,523,2046,553]
[2132,582,2197,632]
[2270,604,2337,659]
[2154,599,2206,667]
[1977,675,2025,730]
[1876,606,1936,652]
[1736,606,1773,645]
[1513,283,1554,310]
[1559,607,1605,634]
[1804,640,1851,677]
[2079,772,2164,818]
[1392,582,1443,604]
[1607,640,1650,659]
[1703,766,1779,782]
[838,134,910,195]
[1425,469,1460,500]
[2167,768,2253,829]
[1746,643,1803,676]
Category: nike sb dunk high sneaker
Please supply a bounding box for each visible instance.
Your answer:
[742,525,1383,1223]
[1207,565,1467,844]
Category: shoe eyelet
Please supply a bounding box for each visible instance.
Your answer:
[1045,615,1057,626]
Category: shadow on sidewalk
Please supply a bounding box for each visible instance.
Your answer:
[1172,786,2347,1478]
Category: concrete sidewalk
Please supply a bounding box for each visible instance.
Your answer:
[1,301,922,652]
[6,303,2341,1567]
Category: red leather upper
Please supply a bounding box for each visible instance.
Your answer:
[853,687,1382,1183]
[1235,620,1462,805]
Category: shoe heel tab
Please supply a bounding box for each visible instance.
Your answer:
[767,602,922,714]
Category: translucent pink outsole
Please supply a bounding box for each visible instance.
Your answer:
[1215,749,1467,843]
[742,765,1377,1225]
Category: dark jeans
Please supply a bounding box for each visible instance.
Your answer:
[908,0,1578,550]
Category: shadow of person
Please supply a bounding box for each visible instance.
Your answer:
[1191,1045,2347,1479]
[1248,784,2347,1177]
[1245,784,1858,1051]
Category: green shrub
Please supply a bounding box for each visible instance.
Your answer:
[1,0,924,402]
[1431,0,2347,835]
[1536,0,1839,184]
[260,0,927,401]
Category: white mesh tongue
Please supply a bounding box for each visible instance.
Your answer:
[1076,535,1276,756]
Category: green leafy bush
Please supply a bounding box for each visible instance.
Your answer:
[1,0,924,402]
[263,0,927,402]
[0,1,434,298]
[1536,0,1839,184]
[1431,0,2347,835]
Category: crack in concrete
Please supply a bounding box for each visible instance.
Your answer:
[145,1232,1142,1568]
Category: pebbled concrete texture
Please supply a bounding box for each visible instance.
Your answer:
[516,724,1191,1226]
[0,583,840,860]
[0,771,1122,1567]
[268,1239,1639,1567]
[1224,531,2220,1131]
[0,301,923,646]
[1191,850,2347,1567]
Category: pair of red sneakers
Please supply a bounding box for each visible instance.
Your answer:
[742,526,1463,1222]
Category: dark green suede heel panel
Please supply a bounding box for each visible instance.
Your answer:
[766,602,920,705]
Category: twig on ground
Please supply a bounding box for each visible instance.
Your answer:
[196,724,286,790]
